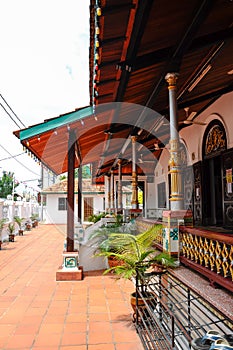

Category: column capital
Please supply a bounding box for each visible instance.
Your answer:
[165,72,179,88]
[131,135,137,143]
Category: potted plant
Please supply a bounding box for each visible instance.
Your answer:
[88,221,132,268]
[30,213,39,228]
[25,219,32,231]
[8,222,15,242]
[14,216,25,236]
[0,218,6,249]
[95,225,176,314]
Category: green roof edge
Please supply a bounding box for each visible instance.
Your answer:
[19,106,93,141]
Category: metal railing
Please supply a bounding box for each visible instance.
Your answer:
[135,269,233,350]
[136,220,233,293]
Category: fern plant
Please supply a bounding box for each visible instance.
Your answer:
[96,224,175,282]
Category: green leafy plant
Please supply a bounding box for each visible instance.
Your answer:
[88,212,106,223]
[88,225,122,255]
[0,218,6,232]
[96,224,176,282]
[14,216,25,229]
[7,222,15,234]
[30,213,39,221]
[0,218,7,244]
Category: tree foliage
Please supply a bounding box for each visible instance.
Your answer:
[0,171,18,199]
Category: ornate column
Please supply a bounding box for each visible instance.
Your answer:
[163,73,193,258]
[107,175,111,212]
[78,165,82,224]
[165,72,183,210]
[131,135,139,209]
[117,159,123,212]
[110,170,115,211]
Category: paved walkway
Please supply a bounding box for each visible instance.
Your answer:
[0,224,144,350]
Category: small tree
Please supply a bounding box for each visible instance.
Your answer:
[0,171,19,199]
[0,218,6,239]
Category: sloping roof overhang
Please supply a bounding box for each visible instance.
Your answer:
[15,0,233,180]
[14,102,167,178]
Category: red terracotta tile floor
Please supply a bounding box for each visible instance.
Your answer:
[0,224,144,350]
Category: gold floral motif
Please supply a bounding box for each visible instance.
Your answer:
[203,238,210,268]
[215,242,222,274]
[198,237,204,265]
[194,235,199,263]
[222,243,229,278]
[180,231,232,281]
[209,240,215,271]
[205,125,226,156]
[229,246,233,281]
[189,234,195,261]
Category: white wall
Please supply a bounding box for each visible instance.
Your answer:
[92,195,104,214]
[44,194,67,224]
[153,91,233,209]
[43,193,105,224]
[179,91,233,164]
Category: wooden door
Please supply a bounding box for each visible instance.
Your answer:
[84,197,93,221]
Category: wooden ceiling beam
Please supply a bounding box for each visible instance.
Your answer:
[145,0,215,109]
[101,35,126,46]
[159,82,233,117]
[102,2,136,15]
[115,0,154,102]
[128,27,233,71]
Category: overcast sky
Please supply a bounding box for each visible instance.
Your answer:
[0,0,90,193]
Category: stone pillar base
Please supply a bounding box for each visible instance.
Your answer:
[162,210,193,257]
[56,252,83,281]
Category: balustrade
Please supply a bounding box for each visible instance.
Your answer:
[180,226,233,292]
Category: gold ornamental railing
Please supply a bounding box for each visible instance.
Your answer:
[180,226,233,292]
[136,219,233,292]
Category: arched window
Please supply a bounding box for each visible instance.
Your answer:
[202,119,227,159]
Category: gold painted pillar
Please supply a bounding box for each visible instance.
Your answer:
[165,72,183,210]
[117,159,123,211]
[131,135,138,209]
[163,73,193,258]
[110,170,115,211]
[107,175,111,212]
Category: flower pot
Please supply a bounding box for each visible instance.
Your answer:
[131,291,155,322]
[9,234,15,242]
[32,220,38,228]
[26,223,31,231]
[18,229,24,236]
[108,255,124,268]
[130,291,155,313]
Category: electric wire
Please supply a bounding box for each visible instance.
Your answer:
[0,102,22,129]
[0,94,26,128]
[0,144,39,177]
[0,152,25,162]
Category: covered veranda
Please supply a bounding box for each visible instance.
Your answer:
[14,0,233,293]
[13,0,233,348]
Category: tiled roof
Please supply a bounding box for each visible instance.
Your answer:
[42,178,105,194]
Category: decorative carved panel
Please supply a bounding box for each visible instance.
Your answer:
[203,120,227,159]
[193,162,202,225]
[183,166,193,211]
[222,149,233,228]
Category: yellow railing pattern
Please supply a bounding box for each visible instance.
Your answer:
[181,231,233,281]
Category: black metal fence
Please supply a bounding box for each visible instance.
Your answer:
[134,269,233,350]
